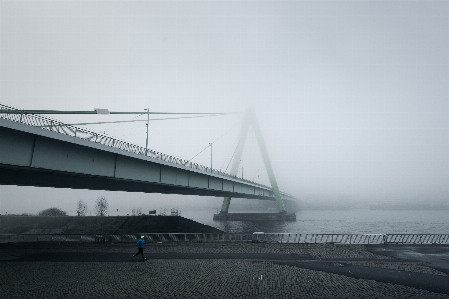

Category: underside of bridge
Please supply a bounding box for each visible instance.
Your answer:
[0,163,273,199]
[0,108,297,221]
[0,118,276,200]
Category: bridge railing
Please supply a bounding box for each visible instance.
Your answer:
[0,103,269,190]
[1,233,449,244]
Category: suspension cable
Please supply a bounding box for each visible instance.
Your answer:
[185,121,241,164]
[38,114,225,127]
[224,137,240,173]
[0,109,240,115]
[210,121,241,145]
[220,136,239,171]
[103,113,145,132]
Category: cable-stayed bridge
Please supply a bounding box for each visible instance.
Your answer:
[0,104,296,220]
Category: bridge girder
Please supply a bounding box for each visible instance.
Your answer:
[0,119,277,200]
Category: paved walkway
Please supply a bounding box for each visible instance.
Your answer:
[1,242,448,298]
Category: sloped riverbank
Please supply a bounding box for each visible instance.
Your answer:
[0,215,224,234]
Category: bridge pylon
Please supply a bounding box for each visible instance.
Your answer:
[219,109,287,217]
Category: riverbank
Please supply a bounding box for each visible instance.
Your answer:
[0,215,224,234]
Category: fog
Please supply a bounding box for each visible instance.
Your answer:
[1,1,448,215]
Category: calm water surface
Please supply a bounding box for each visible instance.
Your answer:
[181,209,449,234]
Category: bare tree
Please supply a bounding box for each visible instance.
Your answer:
[76,200,88,216]
[132,207,143,216]
[95,197,109,216]
[38,207,67,217]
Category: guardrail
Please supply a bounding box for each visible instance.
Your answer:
[252,233,449,244]
[383,234,449,245]
[1,233,449,244]
[0,233,254,244]
[0,103,269,190]
[252,233,387,244]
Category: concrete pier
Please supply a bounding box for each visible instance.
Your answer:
[213,212,297,221]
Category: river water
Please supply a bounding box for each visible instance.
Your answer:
[181,208,449,234]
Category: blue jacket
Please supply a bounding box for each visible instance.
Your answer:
[136,239,145,248]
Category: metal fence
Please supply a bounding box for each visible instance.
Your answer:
[252,233,387,244]
[383,234,449,245]
[0,233,254,244]
[1,233,448,245]
[253,233,449,244]
[0,103,267,189]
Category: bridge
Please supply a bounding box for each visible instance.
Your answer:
[0,103,296,220]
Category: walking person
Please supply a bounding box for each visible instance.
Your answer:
[133,235,146,260]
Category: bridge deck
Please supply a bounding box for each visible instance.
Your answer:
[0,106,297,200]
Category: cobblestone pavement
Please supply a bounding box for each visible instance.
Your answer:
[343,261,447,276]
[0,242,396,257]
[1,242,448,298]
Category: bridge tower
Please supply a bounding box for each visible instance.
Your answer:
[219,109,287,216]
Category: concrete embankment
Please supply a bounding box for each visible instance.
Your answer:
[0,215,223,234]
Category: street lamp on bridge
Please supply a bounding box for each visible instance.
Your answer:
[209,142,213,169]
[144,108,150,156]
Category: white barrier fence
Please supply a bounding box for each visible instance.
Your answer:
[1,233,449,245]
[252,233,449,244]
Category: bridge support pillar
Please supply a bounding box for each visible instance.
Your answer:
[220,196,231,215]
[219,109,286,215]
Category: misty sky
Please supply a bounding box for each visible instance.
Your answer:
[1,1,448,215]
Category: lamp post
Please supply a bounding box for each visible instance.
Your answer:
[210,143,213,169]
[145,108,149,156]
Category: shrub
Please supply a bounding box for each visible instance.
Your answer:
[38,207,67,217]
